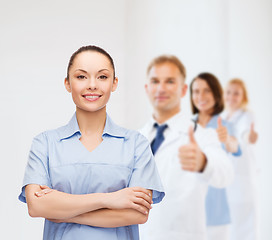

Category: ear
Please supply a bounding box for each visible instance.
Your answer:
[64,78,71,93]
[181,83,188,98]
[145,83,149,94]
[111,77,118,92]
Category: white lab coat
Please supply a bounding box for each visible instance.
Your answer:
[139,112,234,240]
[222,109,260,240]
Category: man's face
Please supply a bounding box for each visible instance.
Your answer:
[145,62,187,113]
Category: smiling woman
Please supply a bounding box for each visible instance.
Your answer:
[190,73,241,240]
[18,45,165,240]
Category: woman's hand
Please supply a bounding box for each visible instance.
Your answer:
[104,187,152,215]
[216,117,228,143]
[216,117,239,153]
[34,185,54,197]
[248,123,258,144]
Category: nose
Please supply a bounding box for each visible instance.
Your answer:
[87,77,97,90]
[157,82,166,93]
[199,91,206,100]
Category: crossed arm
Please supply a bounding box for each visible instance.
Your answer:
[25,184,152,227]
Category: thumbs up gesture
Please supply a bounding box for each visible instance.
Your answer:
[216,117,228,143]
[178,126,207,172]
[249,123,258,144]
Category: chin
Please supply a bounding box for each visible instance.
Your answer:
[78,105,106,113]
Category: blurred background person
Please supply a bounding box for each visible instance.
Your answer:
[190,72,241,240]
[222,78,259,240]
[139,56,233,240]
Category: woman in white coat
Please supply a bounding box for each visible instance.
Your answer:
[222,78,259,240]
[190,73,241,240]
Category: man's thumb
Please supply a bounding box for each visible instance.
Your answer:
[188,125,196,144]
[251,122,255,132]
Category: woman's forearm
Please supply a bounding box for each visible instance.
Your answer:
[26,185,152,220]
[25,184,106,219]
[56,208,149,227]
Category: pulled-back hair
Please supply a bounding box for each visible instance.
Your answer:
[67,45,115,79]
[227,78,249,109]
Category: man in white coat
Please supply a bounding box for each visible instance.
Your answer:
[139,55,234,240]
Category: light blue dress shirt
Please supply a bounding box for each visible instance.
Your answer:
[194,114,241,226]
[19,113,165,240]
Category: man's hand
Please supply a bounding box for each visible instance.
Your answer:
[178,126,207,172]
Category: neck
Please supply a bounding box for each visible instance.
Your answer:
[76,107,106,136]
[197,112,212,127]
[225,107,239,120]
[153,106,180,124]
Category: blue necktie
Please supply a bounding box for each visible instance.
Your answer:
[151,123,168,155]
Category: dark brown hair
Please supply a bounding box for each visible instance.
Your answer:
[147,55,186,79]
[190,72,224,115]
[66,45,115,80]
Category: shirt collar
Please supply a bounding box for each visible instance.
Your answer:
[206,114,219,127]
[102,115,128,139]
[58,113,80,140]
[148,111,193,134]
[58,113,127,141]
[166,111,193,133]
[193,113,220,128]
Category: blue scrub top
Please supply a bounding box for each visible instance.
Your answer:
[19,113,165,240]
[194,114,241,226]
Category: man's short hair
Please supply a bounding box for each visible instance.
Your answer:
[147,55,186,79]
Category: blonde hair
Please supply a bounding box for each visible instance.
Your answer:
[146,55,186,79]
[227,78,249,110]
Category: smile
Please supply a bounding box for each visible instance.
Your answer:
[83,94,102,102]
[156,96,169,100]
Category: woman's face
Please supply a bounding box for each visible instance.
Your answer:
[65,51,118,113]
[192,78,215,115]
[224,83,244,110]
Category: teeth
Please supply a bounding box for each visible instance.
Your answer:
[85,96,99,99]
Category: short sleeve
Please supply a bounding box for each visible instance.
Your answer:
[224,120,234,137]
[128,133,165,204]
[18,132,52,203]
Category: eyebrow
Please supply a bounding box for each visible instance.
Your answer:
[98,69,110,73]
[75,69,88,73]
[75,69,110,73]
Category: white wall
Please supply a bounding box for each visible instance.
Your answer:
[0,0,271,239]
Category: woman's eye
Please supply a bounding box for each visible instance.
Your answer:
[99,75,108,80]
[77,75,86,79]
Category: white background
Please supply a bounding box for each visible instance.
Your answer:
[0,0,271,239]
